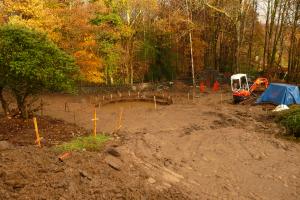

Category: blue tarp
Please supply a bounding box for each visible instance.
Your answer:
[256,83,300,105]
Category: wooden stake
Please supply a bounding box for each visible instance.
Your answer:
[40,99,43,117]
[170,96,173,104]
[116,107,124,131]
[154,96,157,110]
[128,91,131,97]
[103,95,105,101]
[221,93,223,109]
[65,102,67,112]
[33,117,41,147]
[92,107,98,137]
[110,94,113,100]
[25,104,28,120]
[138,92,140,98]
[73,112,76,124]
[188,92,190,101]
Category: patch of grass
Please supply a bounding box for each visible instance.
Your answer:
[55,135,110,152]
[275,105,300,138]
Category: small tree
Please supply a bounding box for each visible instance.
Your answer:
[0,25,78,118]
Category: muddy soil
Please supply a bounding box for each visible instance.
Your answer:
[0,116,87,146]
[0,147,188,200]
[0,117,189,200]
[0,91,299,199]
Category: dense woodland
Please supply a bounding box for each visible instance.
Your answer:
[0,0,299,85]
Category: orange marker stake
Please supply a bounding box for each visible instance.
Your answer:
[33,117,41,147]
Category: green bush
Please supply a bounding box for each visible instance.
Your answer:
[276,105,300,137]
[0,25,78,118]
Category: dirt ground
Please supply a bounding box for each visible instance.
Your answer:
[0,90,299,199]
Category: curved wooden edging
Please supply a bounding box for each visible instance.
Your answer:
[99,96,173,106]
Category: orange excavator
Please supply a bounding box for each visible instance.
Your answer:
[231,74,269,104]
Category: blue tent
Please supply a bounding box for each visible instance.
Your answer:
[256,83,300,105]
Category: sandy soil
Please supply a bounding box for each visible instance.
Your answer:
[0,91,299,199]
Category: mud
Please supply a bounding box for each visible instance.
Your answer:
[0,91,299,199]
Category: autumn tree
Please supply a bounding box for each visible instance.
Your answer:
[53,0,105,83]
[0,0,62,41]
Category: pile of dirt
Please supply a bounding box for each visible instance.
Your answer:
[0,116,190,199]
[0,145,189,200]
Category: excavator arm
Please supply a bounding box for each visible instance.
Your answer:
[249,78,269,93]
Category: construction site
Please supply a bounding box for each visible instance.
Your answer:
[0,78,299,200]
[1,0,300,199]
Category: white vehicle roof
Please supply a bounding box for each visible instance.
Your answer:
[231,74,247,80]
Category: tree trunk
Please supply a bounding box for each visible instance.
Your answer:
[0,87,9,116]
[15,94,26,118]
[248,0,257,72]
[288,0,300,82]
[263,0,271,70]
[270,0,287,71]
[185,0,195,87]
[130,60,133,85]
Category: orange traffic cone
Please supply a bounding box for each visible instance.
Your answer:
[200,82,206,93]
[213,80,220,92]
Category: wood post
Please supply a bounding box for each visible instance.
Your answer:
[73,111,76,124]
[40,99,43,117]
[116,107,123,131]
[92,106,98,137]
[221,93,223,110]
[192,90,195,101]
[25,104,28,120]
[154,96,157,110]
[64,102,69,112]
[33,117,41,147]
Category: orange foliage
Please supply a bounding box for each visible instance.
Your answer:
[53,2,105,83]
[74,49,103,83]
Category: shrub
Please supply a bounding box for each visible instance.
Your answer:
[275,105,300,137]
[0,25,78,118]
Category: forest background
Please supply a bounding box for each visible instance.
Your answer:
[0,0,299,86]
